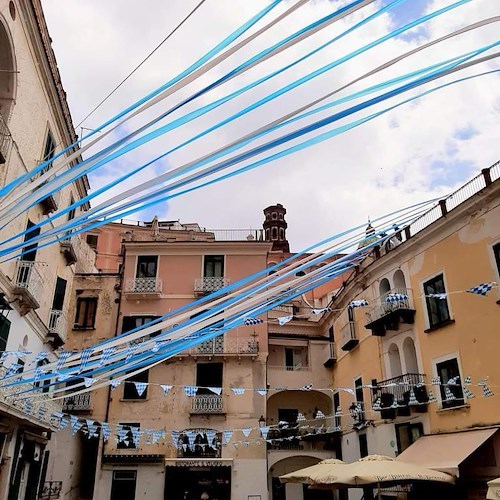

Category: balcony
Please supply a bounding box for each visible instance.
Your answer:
[13,260,42,312]
[59,233,78,265]
[48,309,67,346]
[190,395,224,414]
[0,112,12,164]
[340,321,358,351]
[194,277,230,295]
[39,481,62,500]
[371,373,428,419]
[124,277,162,299]
[32,165,59,215]
[185,333,259,357]
[324,342,337,367]
[364,288,416,336]
[63,393,92,412]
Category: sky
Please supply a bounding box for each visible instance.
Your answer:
[40,0,499,252]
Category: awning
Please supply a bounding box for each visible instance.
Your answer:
[397,428,497,476]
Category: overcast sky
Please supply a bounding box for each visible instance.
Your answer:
[41,0,499,251]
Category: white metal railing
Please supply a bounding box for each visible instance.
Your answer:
[0,366,61,426]
[125,277,162,293]
[365,287,414,324]
[191,395,224,413]
[63,393,92,411]
[14,260,42,303]
[194,277,230,293]
[340,321,357,346]
[48,309,67,341]
[268,364,311,371]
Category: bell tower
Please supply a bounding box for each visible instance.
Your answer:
[263,203,290,252]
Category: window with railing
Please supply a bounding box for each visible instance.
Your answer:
[423,274,451,330]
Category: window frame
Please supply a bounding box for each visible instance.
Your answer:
[123,370,149,400]
[433,355,466,410]
[74,297,98,330]
[116,423,140,449]
[86,234,98,249]
[203,255,224,278]
[423,273,452,330]
[0,315,11,352]
[395,422,423,454]
[135,255,158,279]
[492,242,500,278]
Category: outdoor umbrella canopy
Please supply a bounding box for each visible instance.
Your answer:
[487,477,500,499]
[280,459,345,484]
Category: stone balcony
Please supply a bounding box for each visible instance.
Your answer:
[339,321,358,351]
[47,309,67,346]
[124,277,162,299]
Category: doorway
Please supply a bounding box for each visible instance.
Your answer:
[165,466,231,499]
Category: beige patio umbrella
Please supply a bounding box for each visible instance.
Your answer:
[310,455,455,500]
[280,459,345,484]
[487,477,500,499]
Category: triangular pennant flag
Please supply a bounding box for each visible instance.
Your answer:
[315,410,326,419]
[24,399,33,414]
[101,423,111,442]
[444,385,456,402]
[134,382,148,397]
[340,388,355,396]
[408,388,418,406]
[372,398,382,411]
[110,379,122,390]
[37,406,47,422]
[206,430,216,445]
[463,386,475,399]
[256,388,267,396]
[152,340,169,353]
[184,386,198,397]
[3,363,22,378]
[58,372,73,383]
[467,282,493,296]
[231,387,245,395]
[431,377,441,386]
[429,292,447,300]
[464,376,472,385]
[160,384,172,396]
[84,377,96,388]
[79,348,94,374]
[241,428,252,438]
[100,347,115,367]
[0,351,9,365]
[311,307,330,315]
[296,413,306,423]
[70,415,84,435]
[348,299,369,308]
[208,387,222,395]
[186,431,195,447]
[427,390,437,403]
[33,365,46,383]
[223,430,233,444]
[260,426,270,440]
[171,431,180,448]
[301,383,313,391]
[278,315,293,326]
[478,378,494,397]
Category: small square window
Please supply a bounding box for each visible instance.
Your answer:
[493,243,500,277]
[423,274,451,329]
[86,234,98,249]
[74,297,97,329]
[123,370,149,400]
[117,423,140,449]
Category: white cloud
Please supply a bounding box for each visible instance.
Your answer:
[41,0,499,250]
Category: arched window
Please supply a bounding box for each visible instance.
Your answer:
[279,228,285,240]
[388,343,403,378]
[393,269,407,290]
[272,212,277,220]
[403,337,418,373]
[0,18,16,121]
[265,228,270,241]
[379,278,391,298]
[271,227,278,240]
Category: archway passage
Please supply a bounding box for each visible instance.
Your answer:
[0,18,15,121]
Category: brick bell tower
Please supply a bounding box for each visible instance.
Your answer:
[263,203,290,252]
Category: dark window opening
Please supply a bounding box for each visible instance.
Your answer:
[493,243,500,276]
[436,358,465,409]
[355,377,365,422]
[272,212,277,220]
[358,433,368,458]
[328,326,334,341]
[121,316,160,337]
[395,422,423,454]
[196,362,223,395]
[116,426,140,449]
[203,255,224,278]
[41,131,56,173]
[67,195,76,222]
[136,255,158,278]
[279,228,285,240]
[278,408,299,425]
[123,371,149,400]
[34,359,50,393]
[271,227,278,240]
[21,220,40,262]
[0,315,10,352]
[86,234,98,249]
[424,274,451,329]
[74,297,98,329]
[52,277,67,311]
[334,392,341,428]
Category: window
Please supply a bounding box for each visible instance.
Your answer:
[493,243,500,277]
[358,433,368,458]
[34,359,50,393]
[117,424,140,449]
[423,274,451,329]
[111,471,136,500]
[328,326,335,341]
[21,220,40,262]
[123,370,149,400]
[136,256,158,278]
[74,297,97,329]
[67,195,76,223]
[41,131,56,173]
[203,255,224,278]
[436,358,465,409]
[285,347,307,370]
[271,228,278,240]
[52,277,67,312]
[86,234,98,249]
[122,316,160,335]
[272,212,277,220]
[334,392,341,428]
[265,229,270,241]
[279,228,285,240]
[355,377,365,422]
[196,362,223,395]
[396,422,423,454]
[0,315,10,352]
[278,408,298,425]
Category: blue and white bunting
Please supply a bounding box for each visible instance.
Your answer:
[348,300,369,308]
[244,317,263,326]
[467,282,494,296]
[256,388,267,396]
[160,384,172,395]
[208,387,222,395]
[277,315,293,326]
[84,377,96,388]
[56,351,72,374]
[231,387,245,395]
[223,430,233,444]
[79,348,94,374]
[241,428,252,438]
[110,379,122,390]
[184,386,198,397]
[100,347,115,367]
[260,426,270,440]
[134,382,148,397]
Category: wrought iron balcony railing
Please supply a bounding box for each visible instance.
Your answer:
[124,277,162,295]
[13,260,42,310]
[185,334,259,356]
[191,395,224,414]
[48,309,67,345]
[39,481,62,499]
[194,277,230,294]
[364,288,416,335]
[63,393,92,412]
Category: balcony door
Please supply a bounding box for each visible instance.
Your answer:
[204,255,224,278]
[22,220,40,262]
[196,362,223,395]
[136,255,158,278]
[52,277,67,312]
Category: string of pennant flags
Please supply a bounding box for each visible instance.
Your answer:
[0,281,496,368]
[13,374,496,449]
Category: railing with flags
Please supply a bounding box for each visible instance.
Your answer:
[364,287,414,324]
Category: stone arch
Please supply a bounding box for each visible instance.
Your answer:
[0,16,16,121]
[403,337,419,373]
[393,269,407,290]
[388,343,403,378]
[379,277,391,297]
